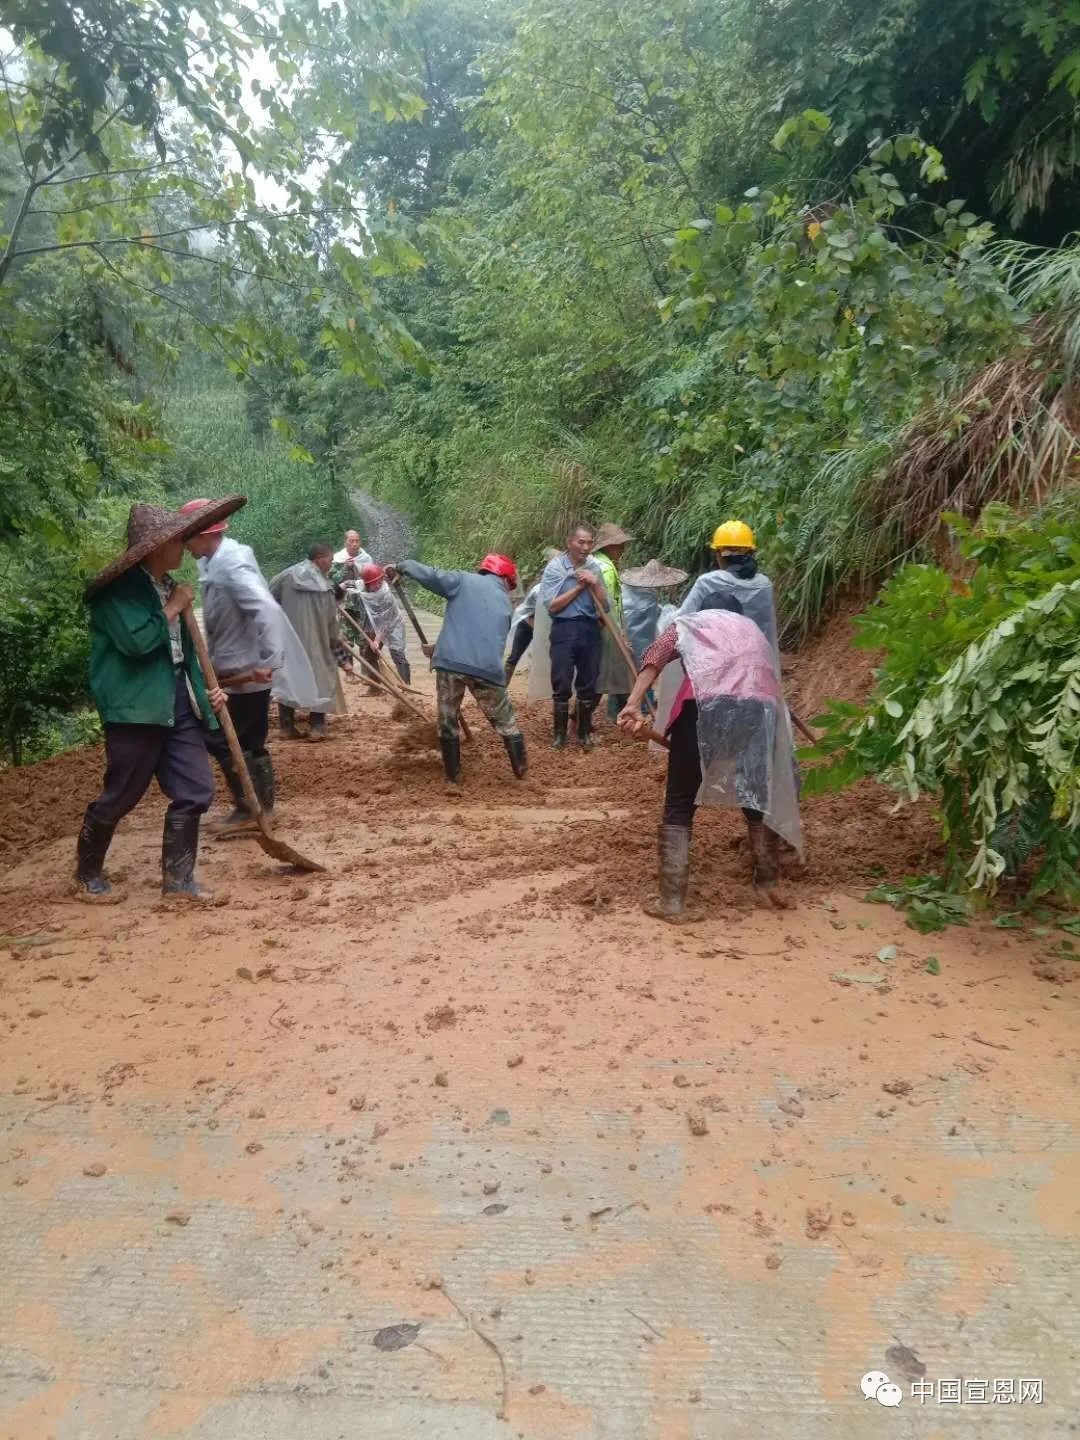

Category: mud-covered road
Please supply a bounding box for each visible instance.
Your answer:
[0,615,1078,1438]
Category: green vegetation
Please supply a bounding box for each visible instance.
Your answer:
[5,0,1080,903]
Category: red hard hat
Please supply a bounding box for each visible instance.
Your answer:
[179,497,229,534]
[360,563,385,586]
[478,553,517,587]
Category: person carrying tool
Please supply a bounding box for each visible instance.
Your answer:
[504,548,560,685]
[534,523,610,750]
[179,498,317,835]
[356,563,411,685]
[677,520,779,674]
[269,543,349,741]
[75,499,239,902]
[385,554,527,788]
[590,522,634,722]
[617,592,803,918]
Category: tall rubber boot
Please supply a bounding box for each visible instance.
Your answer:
[74,813,120,903]
[552,701,570,750]
[504,661,517,686]
[644,824,691,921]
[440,735,462,792]
[746,815,779,886]
[214,752,256,837]
[308,711,327,742]
[162,813,213,901]
[503,733,528,779]
[250,754,276,820]
[576,700,596,751]
[278,704,299,740]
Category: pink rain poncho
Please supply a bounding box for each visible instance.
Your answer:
[653,610,803,856]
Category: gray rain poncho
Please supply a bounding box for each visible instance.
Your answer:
[198,537,319,708]
[268,559,347,714]
[654,610,802,855]
[623,584,660,667]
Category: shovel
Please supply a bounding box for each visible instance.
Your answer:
[340,636,430,724]
[182,608,326,873]
[389,576,474,742]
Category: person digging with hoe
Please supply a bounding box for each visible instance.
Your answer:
[75,498,243,903]
[385,553,527,790]
[617,591,803,918]
[180,498,317,836]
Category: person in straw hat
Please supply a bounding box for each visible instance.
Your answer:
[621,558,690,709]
[590,522,634,723]
[75,497,244,903]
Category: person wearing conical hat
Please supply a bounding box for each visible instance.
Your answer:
[590,522,634,724]
[75,498,243,902]
[621,560,690,708]
[677,520,779,674]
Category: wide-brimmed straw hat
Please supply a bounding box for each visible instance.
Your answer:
[593,522,632,550]
[621,558,689,588]
[84,494,246,598]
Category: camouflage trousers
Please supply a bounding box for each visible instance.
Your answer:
[436,670,521,741]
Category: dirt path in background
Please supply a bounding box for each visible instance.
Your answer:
[347,488,416,564]
[1,614,1078,1438]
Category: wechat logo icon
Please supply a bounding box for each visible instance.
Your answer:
[861,1371,903,1407]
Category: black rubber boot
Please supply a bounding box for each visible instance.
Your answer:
[278,704,299,740]
[214,752,256,837]
[74,813,120,903]
[503,733,528,779]
[644,824,691,921]
[576,700,597,750]
[308,711,327,742]
[250,754,275,818]
[504,661,517,686]
[162,814,213,901]
[552,701,570,749]
[440,736,462,788]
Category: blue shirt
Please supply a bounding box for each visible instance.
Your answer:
[539,553,605,620]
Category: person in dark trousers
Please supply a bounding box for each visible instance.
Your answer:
[180,498,316,835]
[386,553,526,789]
[618,592,803,918]
[504,548,559,685]
[538,524,610,750]
[75,499,239,903]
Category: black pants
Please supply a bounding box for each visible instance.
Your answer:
[205,688,271,764]
[507,621,533,668]
[550,617,601,705]
[86,672,215,827]
[663,700,761,829]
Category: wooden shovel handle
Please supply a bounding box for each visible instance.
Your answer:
[182,608,262,818]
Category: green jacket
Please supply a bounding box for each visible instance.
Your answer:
[593,551,623,624]
[87,567,217,728]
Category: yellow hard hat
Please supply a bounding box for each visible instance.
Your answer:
[710,519,756,551]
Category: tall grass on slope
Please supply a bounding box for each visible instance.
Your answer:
[161,374,354,577]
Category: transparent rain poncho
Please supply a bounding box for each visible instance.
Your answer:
[360,581,406,652]
[677,570,780,676]
[623,584,660,667]
[655,611,802,856]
